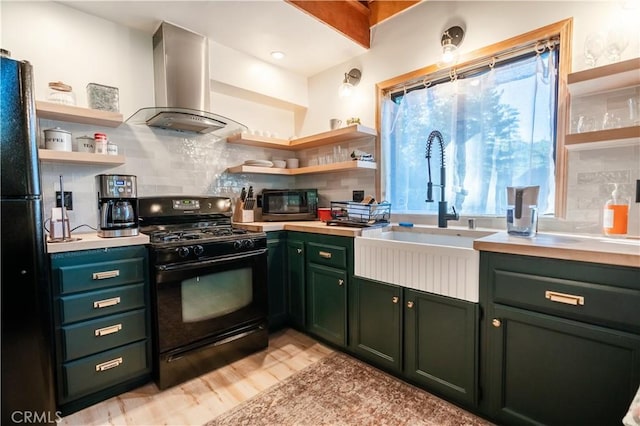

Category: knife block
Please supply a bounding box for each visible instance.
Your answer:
[233,200,254,223]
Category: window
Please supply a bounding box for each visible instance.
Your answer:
[377,20,572,218]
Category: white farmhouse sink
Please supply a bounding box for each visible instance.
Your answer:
[354,227,495,302]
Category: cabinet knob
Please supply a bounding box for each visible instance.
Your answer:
[297,248,302,254]
[338,279,344,286]
[492,318,502,328]
[392,296,399,304]
[407,301,414,309]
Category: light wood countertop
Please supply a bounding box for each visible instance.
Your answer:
[233,221,364,237]
[474,231,640,268]
[46,232,149,253]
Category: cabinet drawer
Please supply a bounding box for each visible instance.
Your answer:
[62,309,147,361]
[493,269,640,332]
[60,283,145,324]
[307,242,347,269]
[58,257,145,294]
[62,340,148,400]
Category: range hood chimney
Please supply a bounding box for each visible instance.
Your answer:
[127,21,246,135]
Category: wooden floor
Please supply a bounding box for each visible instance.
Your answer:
[60,329,333,426]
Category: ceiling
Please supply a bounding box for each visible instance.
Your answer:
[59,0,386,77]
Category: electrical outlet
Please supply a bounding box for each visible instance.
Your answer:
[55,191,73,210]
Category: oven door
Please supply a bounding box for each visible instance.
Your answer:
[153,249,267,353]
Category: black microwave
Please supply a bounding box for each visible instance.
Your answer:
[261,189,318,221]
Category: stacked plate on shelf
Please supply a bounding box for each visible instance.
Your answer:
[244,160,273,167]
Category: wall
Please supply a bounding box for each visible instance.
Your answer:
[302,1,640,235]
[3,1,638,235]
[1,1,375,232]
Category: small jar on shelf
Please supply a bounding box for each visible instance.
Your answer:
[47,81,76,106]
[94,133,108,154]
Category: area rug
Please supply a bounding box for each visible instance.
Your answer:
[205,351,493,426]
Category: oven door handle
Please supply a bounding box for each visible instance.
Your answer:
[157,248,267,272]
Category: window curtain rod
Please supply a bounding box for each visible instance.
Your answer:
[384,37,560,98]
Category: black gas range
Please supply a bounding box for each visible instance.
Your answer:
[139,196,266,265]
[138,196,269,390]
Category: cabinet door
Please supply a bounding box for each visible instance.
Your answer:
[486,304,640,426]
[404,289,478,406]
[267,232,287,331]
[287,239,305,329]
[306,264,347,347]
[351,277,402,373]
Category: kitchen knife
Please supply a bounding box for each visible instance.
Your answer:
[240,187,246,202]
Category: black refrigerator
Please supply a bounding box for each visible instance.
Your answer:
[1,53,57,423]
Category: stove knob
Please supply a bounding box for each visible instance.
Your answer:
[244,239,255,248]
[176,246,190,257]
[233,240,243,250]
[193,245,204,256]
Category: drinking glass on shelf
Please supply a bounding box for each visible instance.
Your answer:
[628,96,639,125]
[576,115,595,133]
[584,32,606,68]
[605,28,629,63]
[602,112,621,129]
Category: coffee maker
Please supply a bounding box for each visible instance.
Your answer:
[96,174,139,237]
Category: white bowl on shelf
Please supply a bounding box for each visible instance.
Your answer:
[272,160,286,168]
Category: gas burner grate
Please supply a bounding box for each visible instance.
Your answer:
[147,226,251,244]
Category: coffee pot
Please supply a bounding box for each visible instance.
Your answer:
[506,185,539,237]
[96,174,139,237]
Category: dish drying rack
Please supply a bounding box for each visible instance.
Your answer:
[326,201,391,228]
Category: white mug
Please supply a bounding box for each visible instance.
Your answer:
[330,119,342,130]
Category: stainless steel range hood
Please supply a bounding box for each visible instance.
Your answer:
[127,21,246,135]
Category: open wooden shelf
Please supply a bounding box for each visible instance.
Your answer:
[38,149,125,165]
[567,58,640,97]
[226,124,377,151]
[227,160,377,175]
[565,126,640,147]
[36,101,123,127]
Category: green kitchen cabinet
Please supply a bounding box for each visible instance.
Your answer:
[304,234,353,348]
[404,288,478,407]
[50,245,151,415]
[351,277,402,373]
[267,231,288,330]
[306,263,348,347]
[480,252,640,425]
[350,276,478,407]
[287,237,306,330]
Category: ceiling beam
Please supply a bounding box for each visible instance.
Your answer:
[286,0,371,49]
[368,0,421,27]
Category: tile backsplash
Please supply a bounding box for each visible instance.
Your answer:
[39,120,375,233]
[38,119,637,237]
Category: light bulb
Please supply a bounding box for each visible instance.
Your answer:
[442,41,458,63]
[338,82,353,97]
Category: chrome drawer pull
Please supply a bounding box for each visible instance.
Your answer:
[95,357,123,372]
[94,324,122,337]
[319,251,332,259]
[545,290,585,306]
[392,296,399,304]
[93,297,121,309]
[92,270,120,280]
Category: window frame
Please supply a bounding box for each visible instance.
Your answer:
[375,18,573,218]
